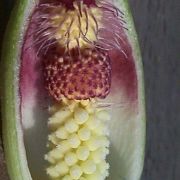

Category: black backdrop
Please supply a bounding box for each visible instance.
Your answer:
[130,0,180,180]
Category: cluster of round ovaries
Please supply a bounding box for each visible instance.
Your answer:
[43,48,111,101]
[45,99,111,179]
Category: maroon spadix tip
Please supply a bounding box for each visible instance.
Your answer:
[53,0,96,9]
[43,48,111,101]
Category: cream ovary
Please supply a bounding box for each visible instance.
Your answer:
[45,100,110,179]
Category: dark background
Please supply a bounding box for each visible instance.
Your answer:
[0,0,180,179]
[130,1,180,180]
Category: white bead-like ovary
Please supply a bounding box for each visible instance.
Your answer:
[45,100,111,179]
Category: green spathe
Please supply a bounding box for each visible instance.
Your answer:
[1,0,146,180]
